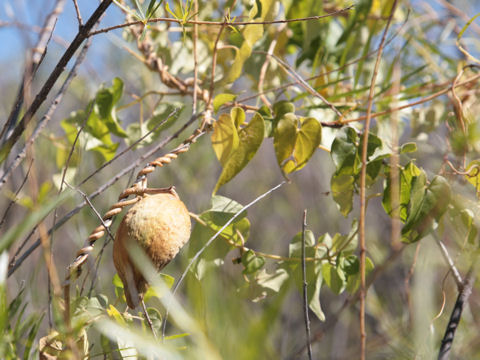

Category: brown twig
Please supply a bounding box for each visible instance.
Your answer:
[0,0,114,161]
[88,5,354,37]
[0,0,66,145]
[257,24,285,107]
[358,2,397,359]
[0,31,94,191]
[258,51,342,118]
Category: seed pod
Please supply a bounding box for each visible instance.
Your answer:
[113,192,191,309]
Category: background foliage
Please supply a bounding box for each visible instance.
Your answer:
[1,0,480,358]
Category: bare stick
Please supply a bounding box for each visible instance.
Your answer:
[0,160,32,229]
[0,0,113,161]
[141,298,157,339]
[0,14,97,191]
[433,233,463,290]
[162,181,287,340]
[358,2,398,358]
[72,0,83,27]
[258,51,342,118]
[438,265,476,360]
[192,0,199,115]
[0,0,66,144]
[301,210,313,360]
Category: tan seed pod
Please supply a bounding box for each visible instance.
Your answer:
[113,192,191,309]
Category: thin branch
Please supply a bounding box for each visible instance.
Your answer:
[438,264,477,360]
[88,5,354,37]
[0,0,114,162]
[301,210,313,360]
[0,160,33,229]
[192,0,199,115]
[0,32,93,191]
[258,51,342,118]
[257,24,285,107]
[0,0,66,145]
[205,21,227,115]
[433,233,463,290]
[162,181,287,340]
[72,0,83,27]
[358,2,397,359]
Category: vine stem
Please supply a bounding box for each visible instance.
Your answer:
[358,2,397,359]
[301,210,313,360]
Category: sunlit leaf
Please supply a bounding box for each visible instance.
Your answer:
[222,0,275,84]
[211,113,240,166]
[402,174,451,243]
[465,160,480,192]
[288,117,322,172]
[213,113,265,193]
[231,107,245,128]
[331,173,355,217]
[213,93,237,113]
[273,113,297,167]
[322,262,346,295]
[400,142,417,154]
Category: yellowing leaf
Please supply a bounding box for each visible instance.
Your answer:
[213,93,237,113]
[274,115,322,174]
[222,0,275,84]
[273,113,297,166]
[466,160,480,192]
[231,107,245,128]
[211,113,239,166]
[289,117,322,173]
[213,113,265,194]
[107,305,126,325]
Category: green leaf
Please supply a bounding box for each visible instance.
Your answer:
[331,173,355,217]
[400,142,418,154]
[210,195,245,214]
[213,94,237,113]
[346,257,374,293]
[273,113,297,167]
[211,113,240,166]
[383,161,422,222]
[322,263,346,295]
[273,101,295,119]
[242,250,265,275]
[147,103,183,133]
[94,78,127,138]
[222,0,275,84]
[213,113,265,193]
[402,174,451,243]
[287,117,322,173]
[231,107,246,128]
[255,268,289,294]
[331,127,359,174]
[341,255,359,276]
